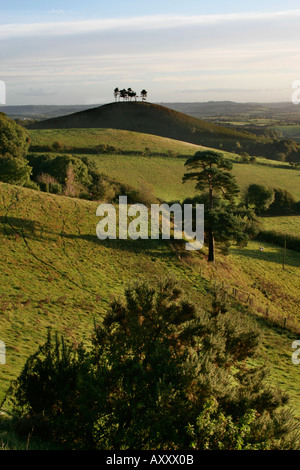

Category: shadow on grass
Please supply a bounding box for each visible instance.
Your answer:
[62,232,181,257]
[0,216,41,236]
[0,215,196,262]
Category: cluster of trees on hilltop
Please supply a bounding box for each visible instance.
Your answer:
[114,87,147,102]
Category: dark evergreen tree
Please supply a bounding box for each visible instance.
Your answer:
[183,150,240,262]
[141,89,148,101]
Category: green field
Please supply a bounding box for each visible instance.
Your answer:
[0,182,211,402]
[29,128,206,155]
[28,128,300,202]
[1,122,300,451]
[1,181,300,417]
[260,215,300,234]
[272,125,300,142]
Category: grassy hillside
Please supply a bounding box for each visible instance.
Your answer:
[80,153,300,202]
[0,182,211,402]
[27,127,300,202]
[260,215,300,234]
[1,182,300,419]
[29,101,275,155]
[28,127,206,155]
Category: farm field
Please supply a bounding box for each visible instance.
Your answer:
[83,153,300,202]
[27,128,300,201]
[260,215,300,234]
[272,125,300,142]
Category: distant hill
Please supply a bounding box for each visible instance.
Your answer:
[28,101,263,152]
[0,104,96,120]
[28,101,300,160]
[160,101,300,119]
[3,101,300,121]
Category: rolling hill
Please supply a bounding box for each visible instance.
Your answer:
[0,181,300,420]
[27,126,300,202]
[29,101,267,152]
[2,105,300,447]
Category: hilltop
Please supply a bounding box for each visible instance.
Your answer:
[29,101,256,141]
[29,101,267,153]
[28,101,300,161]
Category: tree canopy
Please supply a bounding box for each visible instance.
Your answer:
[113,87,147,102]
[0,113,30,159]
[183,150,242,262]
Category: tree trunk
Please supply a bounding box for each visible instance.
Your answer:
[207,181,215,262]
[208,228,215,262]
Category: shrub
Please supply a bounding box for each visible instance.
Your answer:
[51,141,64,152]
[37,173,62,194]
[3,280,300,450]
[0,156,32,185]
[26,153,54,180]
[266,188,296,216]
[244,184,274,214]
[0,113,30,159]
[23,180,40,191]
[48,155,92,188]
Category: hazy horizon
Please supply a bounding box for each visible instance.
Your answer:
[0,99,297,108]
[1,1,300,106]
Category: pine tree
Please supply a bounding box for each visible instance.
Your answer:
[183,151,241,262]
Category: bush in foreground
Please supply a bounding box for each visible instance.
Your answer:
[2,280,300,450]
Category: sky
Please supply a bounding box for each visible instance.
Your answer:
[1,0,300,105]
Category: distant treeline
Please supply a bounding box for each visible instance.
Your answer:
[29,142,182,158]
[30,137,300,163]
[226,138,300,163]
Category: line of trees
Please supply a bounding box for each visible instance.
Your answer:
[114,87,147,102]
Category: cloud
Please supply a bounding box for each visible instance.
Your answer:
[1,9,300,40]
[178,87,285,93]
[16,87,57,96]
[2,9,300,104]
[47,10,65,15]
